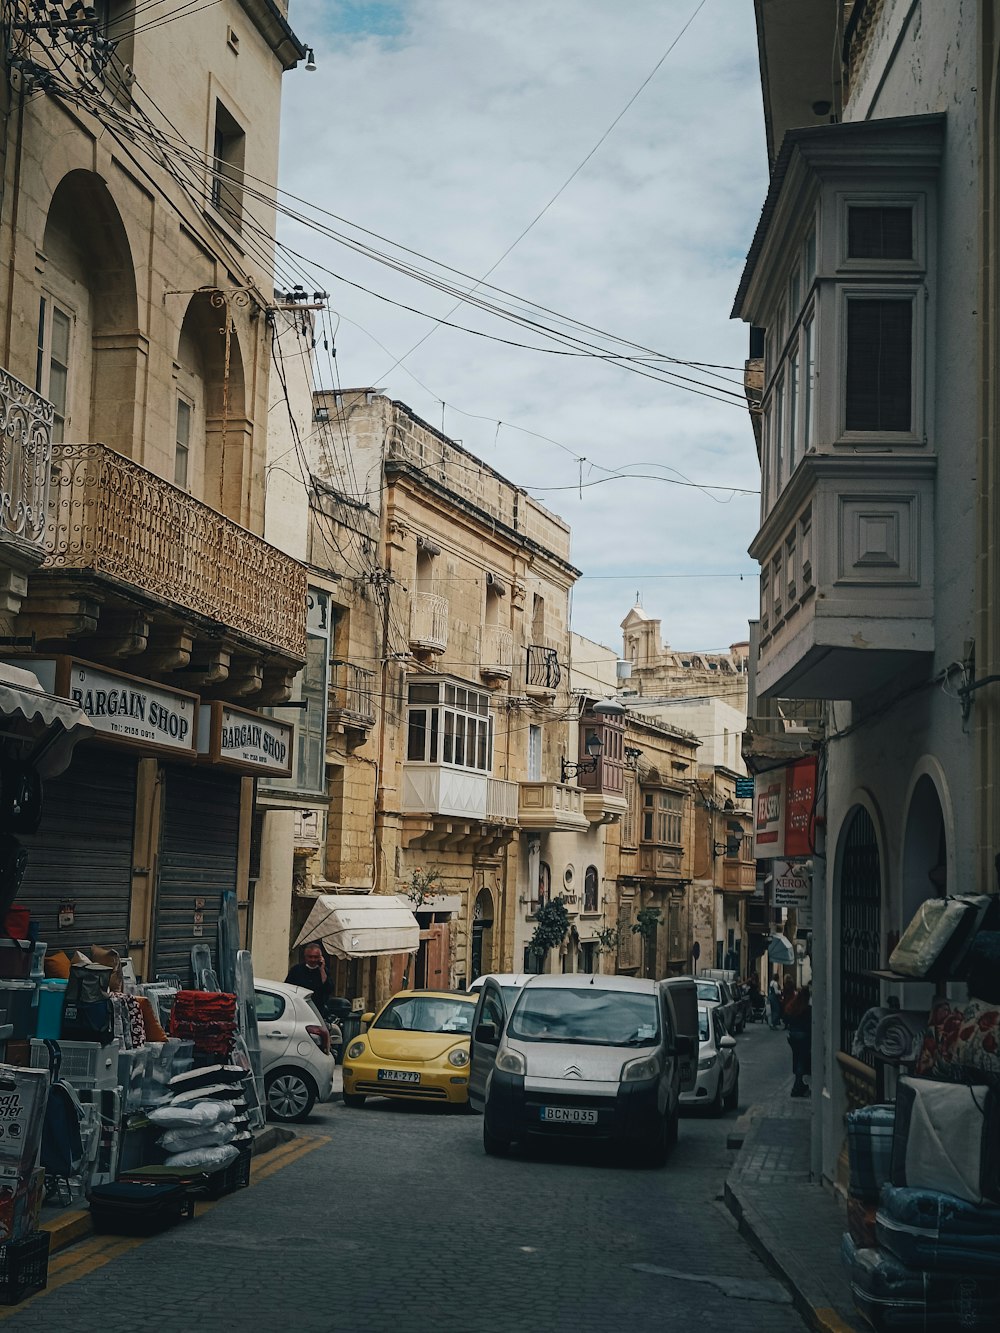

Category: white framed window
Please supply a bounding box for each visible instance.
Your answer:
[36,296,72,442]
[527,724,542,782]
[174,397,192,488]
[406,678,494,774]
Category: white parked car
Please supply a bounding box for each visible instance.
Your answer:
[680,1001,739,1115]
[255,979,338,1122]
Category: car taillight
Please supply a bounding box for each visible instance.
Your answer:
[306,1024,330,1055]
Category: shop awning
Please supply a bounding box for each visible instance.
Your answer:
[0,662,94,777]
[293,894,421,959]
[767,934,796,965]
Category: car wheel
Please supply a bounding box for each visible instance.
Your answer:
[265,1069,317,1123]
[724,1073,740,1112]
[709,1072,725,1117]
[483,1121,511,1157]
[342,1092,367,1108]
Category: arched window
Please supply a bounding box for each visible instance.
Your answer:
[584,866,599,913]
[537,861,551,908]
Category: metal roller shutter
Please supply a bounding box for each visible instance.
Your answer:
[151,766,241,981]
[17,747,138,954]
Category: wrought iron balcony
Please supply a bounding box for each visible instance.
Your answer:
[41,443,305,659]
[0,366,53,558]
[480,625,514,679]
[409,591,448,654]
[518,780,589,832]
[328,660,376,732]
[525,643,561,694]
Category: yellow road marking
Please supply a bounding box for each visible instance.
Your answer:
[813,1307,859,1333]
[0,1134,330,1315]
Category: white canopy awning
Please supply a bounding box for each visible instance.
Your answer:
[0,663,94,777]
[293,894,421,959]
[767,934,796,965]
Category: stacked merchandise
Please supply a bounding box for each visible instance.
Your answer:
[0,1065,51,1304]
[842,896,1000,1330]
[169,991,238,1060]
[845,1104,896,1250]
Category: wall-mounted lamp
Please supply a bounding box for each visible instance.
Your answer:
[561,731,603,781]
[624,746,643,770]
[304,47,317,71]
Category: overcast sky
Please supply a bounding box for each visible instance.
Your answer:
[277,0,768,654]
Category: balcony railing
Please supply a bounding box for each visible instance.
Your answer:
[518,780,588,832]
[0,366,52,555]
[480,625,513,678]
[402,765,487,819]
[42,443,306,659]
[486,777,519,824]
[328,661,376,730]
[409,591,448,654]
[721,860,757,892]
[525,643,560,692]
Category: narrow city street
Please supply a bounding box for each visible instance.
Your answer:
[1,1022,810,1333]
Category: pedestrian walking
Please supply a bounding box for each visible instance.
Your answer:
[767,974,782,1028]
[785,983,812,1097]
[780,974,796,1028]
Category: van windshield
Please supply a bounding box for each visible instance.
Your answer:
[508,988,660,1047]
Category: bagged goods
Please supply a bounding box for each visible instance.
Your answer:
[848,1196,879,1249]
[842,1232,1000,1331]
[915,999,1000,1088]
[876,1184,1000,1274]
[147,1100,236,1130]
[162,1144,239,1171]
[847,1104,896,1203]
[873,1012,928,1064]
[157,1123,237,1154]
[889,895,993,980]
[891,1077,1000,1205]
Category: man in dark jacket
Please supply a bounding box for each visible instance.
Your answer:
[286,943,333,1011]
[785,984,812,1097]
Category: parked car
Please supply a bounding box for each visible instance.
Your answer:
[680,1001,740,1115]
[470,974,698,1166]
[341,989,478,1107]
[255,979,338,1123]
[695,977,742,1034]
[466,974,534,1111]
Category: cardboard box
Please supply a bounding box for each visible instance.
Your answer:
[0,1167,45,1243]
[0,1065,48,1174]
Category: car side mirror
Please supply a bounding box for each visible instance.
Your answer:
[673,1034,695,1058]
[719,1035,737,1050]
[361,1011,375,1028]
[475,1021,499,1045]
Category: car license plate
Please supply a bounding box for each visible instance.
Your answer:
[377,1069,420,1084]
[540,1106,598,1125]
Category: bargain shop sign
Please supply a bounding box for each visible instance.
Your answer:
[753,756,817,860]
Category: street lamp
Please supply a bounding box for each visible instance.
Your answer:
[561,731,603,781]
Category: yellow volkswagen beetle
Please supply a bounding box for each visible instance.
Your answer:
[342,989,478,1107]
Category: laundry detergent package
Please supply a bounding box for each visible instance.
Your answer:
[0,1066,49,1176]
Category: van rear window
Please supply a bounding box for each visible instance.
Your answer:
[508,988,659,1047]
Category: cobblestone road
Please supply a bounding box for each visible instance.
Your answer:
[2,1019,808,1333]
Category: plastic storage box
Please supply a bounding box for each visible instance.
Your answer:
[0,1231,50,1305]
[33,980,67,1040]
[28,1039,118,1089]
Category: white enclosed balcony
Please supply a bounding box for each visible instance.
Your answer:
[402,765,488,819]
[751,454,935,700]
[409,591,448,654]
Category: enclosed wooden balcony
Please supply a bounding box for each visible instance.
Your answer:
[721,859,757,893]
[751,454,936,700]
[518,780,589,832]
[328,661,376,736]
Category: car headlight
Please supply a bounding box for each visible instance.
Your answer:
[698,1054,717,1071]
[621,1054,660,1082]
[448,1047,470,1067]
[346,1041,366,1060]
[496,1047,525,1075]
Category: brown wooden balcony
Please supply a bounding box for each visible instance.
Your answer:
[721,859,757,893]
[34,442,305,662]
[409,591,448,654]
[328,660,376,734]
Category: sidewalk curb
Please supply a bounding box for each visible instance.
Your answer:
[41,1124,300,1258]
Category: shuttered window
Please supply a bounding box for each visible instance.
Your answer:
[848,206,913,260]
[845,297,912,431]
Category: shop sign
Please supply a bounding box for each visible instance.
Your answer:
[198,701,293,777]
[31,657,197,756]
[752,756,817,859]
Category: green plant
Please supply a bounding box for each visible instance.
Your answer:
[631,907,662,939]
[529,896,570,955]
[594,922,624,956]
[405,865,442,908]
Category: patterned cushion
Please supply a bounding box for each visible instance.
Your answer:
[915,998,1000,1086]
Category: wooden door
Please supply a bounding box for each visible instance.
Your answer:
[425,922,450,990]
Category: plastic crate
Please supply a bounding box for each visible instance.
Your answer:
[205,1147,252,1200]
[29,1040,118,1089]
[0,1231,50,1305]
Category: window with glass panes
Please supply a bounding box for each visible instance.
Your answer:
[406,679,494,773]
[641,789,683,845]
[263,589,332,797]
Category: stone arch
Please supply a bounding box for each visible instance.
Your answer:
[175,291,247,514]
[901,760,952,926]
[41,170,138,450]
[471,886,495,981]
[832,794,886,1059]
